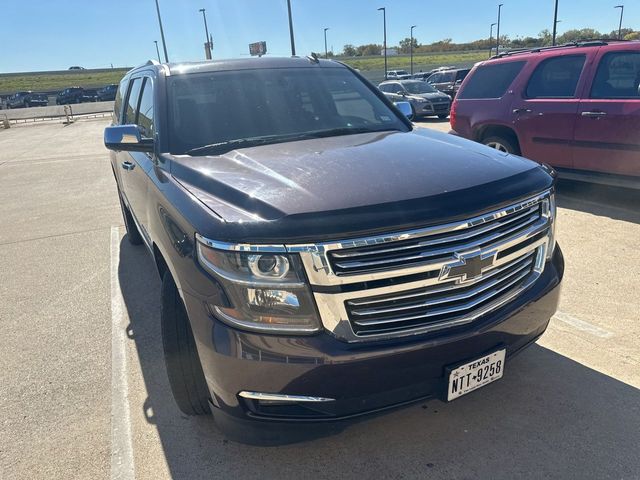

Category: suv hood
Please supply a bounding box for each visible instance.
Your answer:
[412,92,450,101]
[170,128,553,242]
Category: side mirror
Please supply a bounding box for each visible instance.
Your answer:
[104,124,154,152]
[394,101,413,121]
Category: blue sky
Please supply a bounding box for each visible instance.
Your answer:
[1,0,637,72]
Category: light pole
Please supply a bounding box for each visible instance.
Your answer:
[410,25,417,75]
[199,8,212,59]
[324,27,330,58]
[552,0,559,45]
[287,0,296,56]
[615,5,624,39]
[153,40,161,63]
[489,22,497,58]
[496,3,503,55]
[378,7,387,79]
[154,0,169,62]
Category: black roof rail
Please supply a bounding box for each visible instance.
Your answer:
[490,38,635,60]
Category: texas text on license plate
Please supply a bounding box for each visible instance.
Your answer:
[447,349,506,401]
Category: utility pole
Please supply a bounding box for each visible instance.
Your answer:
[489,23,497,58]
[154,40,161,63]
[496,3,503,56]
[154,0,169,62]
[552,0,559,45]
[199,8,212,59]
[324,28,330,58]
[287,0,296,56]
[378,7,387,80]
[410,25,417,75]
[615,5,624,39]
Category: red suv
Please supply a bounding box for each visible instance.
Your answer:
[450,41,640,183]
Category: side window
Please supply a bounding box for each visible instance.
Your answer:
[123,78,142,124]
[136,78,154,138]
[591,51,640,99]
[526,55,586,98]
[458,61,526,99]
[379,84,389,93]
[113,79,127,123]
[429,74,441,83]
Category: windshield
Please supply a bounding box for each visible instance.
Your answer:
[403,82,439,94]
[167,67,408,155]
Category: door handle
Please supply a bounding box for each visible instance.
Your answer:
[581,111,607,118]
[121,161,135,171]
[512,108,532,114]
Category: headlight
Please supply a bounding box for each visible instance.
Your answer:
[196,236,321,334]
[544,193,557,260]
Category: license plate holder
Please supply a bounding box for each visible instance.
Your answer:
[446,349,506,401]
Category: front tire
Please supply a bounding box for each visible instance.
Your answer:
[161,272,211,416]
[482,135,520,155]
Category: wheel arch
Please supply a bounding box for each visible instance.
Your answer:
[474,124,521,152]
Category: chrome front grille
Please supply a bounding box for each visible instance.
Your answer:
[327,202,541,276]
[345,250,537,336]
[288,190,555,342]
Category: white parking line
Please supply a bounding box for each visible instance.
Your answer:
[552,311,614,339]
[110,226,135,480]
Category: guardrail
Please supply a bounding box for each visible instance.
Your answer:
[1,102,113,127]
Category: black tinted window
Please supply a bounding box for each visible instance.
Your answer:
[458,61,526,99]
[136,78,154,137]
[114,79,127,122]
[591,51,640,99]
[526,55,585,98]
[167,67,408,154]
[123,78,142,124]
[456,70,470,82]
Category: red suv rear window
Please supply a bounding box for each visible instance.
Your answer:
[458,61,526,99]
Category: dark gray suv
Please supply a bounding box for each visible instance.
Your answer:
[379,79,451,118]
[104,57,562,444]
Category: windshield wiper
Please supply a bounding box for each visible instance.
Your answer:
[185,127,400,156]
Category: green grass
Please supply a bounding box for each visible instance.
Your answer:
[0,69,129,94]
[337,50,488,71]
[0,49,489,93]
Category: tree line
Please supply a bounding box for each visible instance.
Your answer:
[339,28,639,57]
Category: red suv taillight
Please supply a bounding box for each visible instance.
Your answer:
[449,99,458,131]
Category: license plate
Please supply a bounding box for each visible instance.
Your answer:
[447,349,506,401]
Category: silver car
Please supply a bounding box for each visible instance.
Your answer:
[379,80,451,119]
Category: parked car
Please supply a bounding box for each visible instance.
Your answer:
[379,79,451,118]
[6,91,48,108]
[425,68,471,98]
[68,66,85,70]
[104,57,562,444]
[56,87,84,105]
[450,40,640,183]
[97,84,118,101]
[81,89,98,102]
[386,69,411,80]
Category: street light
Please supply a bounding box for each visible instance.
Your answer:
[153,40,161,63]
[552,0,559,45]
[495,3,503,55]
[324,27,330,59]
[287,0,296,56]
[615,5,624,40]
[153,0,169,62]
[199,8,212,60]
[410,25,417,75]
[378,7,387,80]
[489,22,497,58]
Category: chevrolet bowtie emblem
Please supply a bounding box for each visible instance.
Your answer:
[439,249,497,284]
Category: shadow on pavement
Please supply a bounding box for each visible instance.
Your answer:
[118,237,640,479]
[556,179,640,224]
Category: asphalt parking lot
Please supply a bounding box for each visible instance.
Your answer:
[1,117,639,480]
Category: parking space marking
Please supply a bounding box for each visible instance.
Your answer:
[552,311,614,339]
[110,226,135,480]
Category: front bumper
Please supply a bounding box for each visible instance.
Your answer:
[184,246,563,437]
